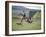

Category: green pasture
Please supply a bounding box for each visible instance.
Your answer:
[12,12,41,31]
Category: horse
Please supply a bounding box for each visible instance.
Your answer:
[20,13,32,24]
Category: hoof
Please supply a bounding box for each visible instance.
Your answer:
[28,21,32,23]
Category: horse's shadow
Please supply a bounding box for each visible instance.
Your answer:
[16,23,22,25]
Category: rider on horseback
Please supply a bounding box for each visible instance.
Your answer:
[21,10,32,24]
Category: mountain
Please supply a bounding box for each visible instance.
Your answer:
[12,6,29,11]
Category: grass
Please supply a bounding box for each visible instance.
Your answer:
[12,12,41,31]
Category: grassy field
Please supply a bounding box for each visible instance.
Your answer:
[12,12,41,31]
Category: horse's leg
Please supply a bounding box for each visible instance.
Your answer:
[29,17,32,23]
[21,17,24,24]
